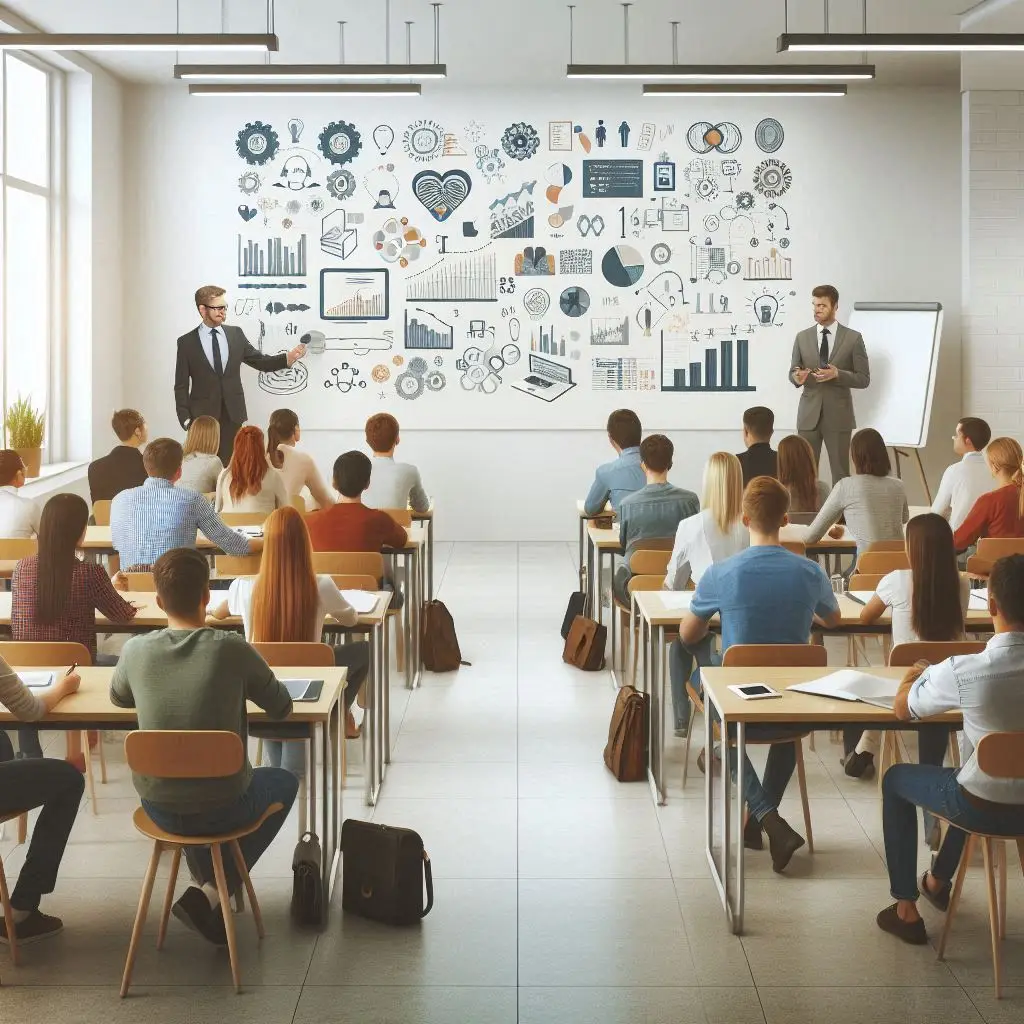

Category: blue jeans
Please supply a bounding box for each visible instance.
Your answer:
[882,764,1024,901]
[143,766,298,893]
[669,636,716,732]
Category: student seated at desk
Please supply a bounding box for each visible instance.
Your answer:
[267,408,335,510]
[583,409,645,516]
[215,425,288,515]
[0,449,41,538]
[952,436,1024,552]
[0,657,85,946]
[178,415,223,494]
[848,516,969,838]
[877,554,1024,946]
[777,434,830,515]
[613,435,699,607]
[805,428,909,556]
[931,417,994,532]
[362,412,430,514]
[736,406,778,486]
[209,505,368,746]
[676,476,842,871]
[110,438,255,572]
[88,408,148,504]
[12,493,138,763]
[110,548,297,946]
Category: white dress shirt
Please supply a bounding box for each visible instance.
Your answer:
[664,509,749,590]
[0,485,41,538]
[816,320,840,366]
[931,450,997,532]
[197,322,229,373]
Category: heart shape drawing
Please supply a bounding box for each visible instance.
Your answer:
[238,205,258,221]
[411,169,471,222]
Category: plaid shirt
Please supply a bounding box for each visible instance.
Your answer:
[110,477,251,569]
[12,556,137,659]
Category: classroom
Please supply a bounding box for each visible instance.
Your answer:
[1,1,1024,1022]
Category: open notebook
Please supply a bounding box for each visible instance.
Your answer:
[789,670,901,709]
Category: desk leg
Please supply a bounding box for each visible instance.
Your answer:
[578,515,585,574]
[426,516,435,601]
[364,636,379,806]
[705,693,732,932]
[411,548,422,689]
[646,623,667,806]
[307,723,317,832]
[586,532,596,619]
[733,721,746,935]
[322,704,342,920]
[379,621,393,767]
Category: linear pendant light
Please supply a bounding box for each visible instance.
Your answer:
[175,62,445,81]
[188,82,421,97]
[778,33,1024,53]
[644,82,847,97]
[0,33,278,52]
[570,63,873,80]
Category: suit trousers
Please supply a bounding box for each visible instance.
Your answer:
[217,411,241,464]
[799,428,851,487]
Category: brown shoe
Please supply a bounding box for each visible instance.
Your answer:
[743,816,764,851]
[345,711,361,739]
[876,903,928,945]
[760,810,805,873]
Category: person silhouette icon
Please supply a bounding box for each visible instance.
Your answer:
[595,120,607,148]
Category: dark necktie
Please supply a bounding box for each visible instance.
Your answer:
[819,327,830,367]
[210,327,224,376]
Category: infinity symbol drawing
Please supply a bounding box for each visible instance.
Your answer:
[576,214,605,238]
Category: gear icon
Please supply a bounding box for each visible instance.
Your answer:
[395,370,424,400]
[736,191,755,210]
[238,171,263,194]
[433,355,444,366]
[694,178,719,201]
[475,144,505,183]
[650,242,671,266]
[501,122,540,161]
[779,237,791,249]
[318,120,362,165]
[752,159,792,199]
[235,122,280,165]
[372,364,391,383]
[408,357,429,375]
[425,370,446,392]
[326,169,356,200]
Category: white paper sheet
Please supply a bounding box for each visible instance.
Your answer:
[19,671,55,689]
[340,590,379,614]
[969,588,990,610]
[790,669,900,707]
[657,591,694,611]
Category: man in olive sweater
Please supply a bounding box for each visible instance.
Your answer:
[110,547,297,945]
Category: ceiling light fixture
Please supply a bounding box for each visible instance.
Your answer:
[188,83,421,97]
[569,64,874,80]
[643,83,847,97]
[0,33,277,52]
[778,33,1024,52]
[174,63,445,81]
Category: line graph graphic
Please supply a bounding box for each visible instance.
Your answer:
[404,308,455,350]
[405,248,498,302]
[320,268,389,321]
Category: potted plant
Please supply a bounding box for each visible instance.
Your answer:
[4,394,45,478]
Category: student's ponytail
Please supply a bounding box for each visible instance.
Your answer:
[266,408,299,469]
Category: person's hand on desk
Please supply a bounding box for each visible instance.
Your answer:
[206,599,230,621]
[286,342,307,366]
[41,666,81,711]
[812,364,839,383]
[792,367,811,386]
[827,525,845,539]
[893,661,929,721]
[111,571,128,592]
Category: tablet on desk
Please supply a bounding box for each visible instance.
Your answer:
[281,678,324,702]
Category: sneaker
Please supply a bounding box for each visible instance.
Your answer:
[0,910,63,945]
[876,903,928,945]
[172,886,227,946]
[844,750,875,779]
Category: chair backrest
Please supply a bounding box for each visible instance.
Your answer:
[628,547,672,575]
[219,511,267,526]
[329,574,379,591]
[976,733,1024,779]
[888,641,987,668]
[214,553,262,577]
[0,641,92,667]
[92,500,112,526]
[626,574,666,595]
[781,540,806,557]
[864,539,907,553]
[123,572,157,591]
[290,494,306,512]
[0,537,38,560]
[856,550,910,575]
[848,573,884,592]
[312,551,384,580]
[722,643,828,668]
[382,508,413,528]
[976,537,1024,563]
[252,641,335,667]
[786,511,816,526]
[125,730,243,778]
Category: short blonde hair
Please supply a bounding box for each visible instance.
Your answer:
[702,452,744,535]
[183,415,221,457]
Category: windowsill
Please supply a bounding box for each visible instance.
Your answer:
[21,460,88,498]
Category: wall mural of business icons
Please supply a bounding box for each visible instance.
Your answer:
[403,119,445,162]
[236,121,280,165]
[318,121,362,165]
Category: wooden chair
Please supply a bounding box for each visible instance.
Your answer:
[0,810,28,965]
[214,553,262,578]
[119,731,278,996]
[935,731,1024,999]
[0,538,38,581]
[290,495,306,512]
[382,508,414,528]
[781,540,806,557]
[967,537,1024,580]
[684,643,826,855]
[92,501,112,526]
[856,550,910,575]
[863,540,907,553]
[611,547,673,677]
[0,642,103,814]
[848,573,884,592]
[122,572,157,591]
[218,512,267,527]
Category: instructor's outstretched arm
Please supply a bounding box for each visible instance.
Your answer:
[239,329,289,373]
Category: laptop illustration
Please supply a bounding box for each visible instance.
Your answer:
[511,353,577,402]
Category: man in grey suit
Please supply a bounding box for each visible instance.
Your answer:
[789,284,870,484]
[174,285,306,463]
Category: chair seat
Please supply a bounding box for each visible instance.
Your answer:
[131,803,284,846]
[931,814,1024,841]
[0,809,29,826]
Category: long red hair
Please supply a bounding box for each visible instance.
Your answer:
[249,506,320,642]
[228,425,271,502]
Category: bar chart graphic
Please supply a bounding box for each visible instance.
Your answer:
[320,268,389,321]
[238,234,308,278]
[743,247,792,281]
[660,329,756,392]
[404,308,455,350]
[405,249,498,302]
[529,324,564,357]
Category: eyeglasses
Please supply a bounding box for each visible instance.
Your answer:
[202,304,228,312]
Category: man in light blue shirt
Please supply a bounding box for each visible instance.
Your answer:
[583,409,646,515]
[876,554,1024,946]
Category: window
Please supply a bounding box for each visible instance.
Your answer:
[1,53,60,458]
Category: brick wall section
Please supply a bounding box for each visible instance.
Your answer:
[966,91,1024,436]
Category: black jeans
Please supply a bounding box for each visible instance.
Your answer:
[0,758,85,910]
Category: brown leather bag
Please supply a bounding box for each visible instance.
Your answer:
[562,614,607,671]
[603,685,649,782]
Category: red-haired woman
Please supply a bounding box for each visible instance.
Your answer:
[215,425,288,514]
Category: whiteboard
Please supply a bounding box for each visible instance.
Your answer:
[846,303,942,449]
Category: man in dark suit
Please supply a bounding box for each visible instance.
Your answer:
[736,406,778,486]
[789,284,870,485]
[88,408,148,503]
[174,285,306,463]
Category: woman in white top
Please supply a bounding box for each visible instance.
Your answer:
[177,415,223,494]
[208,506,369,772]
[666,452,748,734]
[267,408,335,510]
[0,450,40,538]
[215,425,289,514]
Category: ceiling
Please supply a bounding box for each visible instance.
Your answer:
[0,0,987,87]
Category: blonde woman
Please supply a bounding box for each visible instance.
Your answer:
[178,415,223,494]
[953,435,1024,550]
[267,408,335,510]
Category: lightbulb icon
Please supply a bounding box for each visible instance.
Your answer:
[372,124,395,156]
[287,118,304,144]
[755,293,779,325]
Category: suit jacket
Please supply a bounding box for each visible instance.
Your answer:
[88,445,147,503]
[736,442,778,486]
[174,325,287,429]
[789,324,870,432]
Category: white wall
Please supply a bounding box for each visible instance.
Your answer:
[122,85,962,541]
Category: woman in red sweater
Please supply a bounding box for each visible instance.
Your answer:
[953,436,1024,550]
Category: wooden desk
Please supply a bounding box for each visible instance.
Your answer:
[700,665,961,936]
[0,665,346,924]
[577,498,613,578]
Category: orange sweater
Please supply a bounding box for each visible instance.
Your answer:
[305,502,407,552]
[953,484,1024,550]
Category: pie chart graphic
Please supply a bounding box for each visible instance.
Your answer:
[602,245,645,288]
[559,285,591,318]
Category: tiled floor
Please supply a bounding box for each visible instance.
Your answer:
[2,542,1023,1022]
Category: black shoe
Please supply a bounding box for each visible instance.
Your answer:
[172,886,228,946]
[0,910,63,945]
[760,810,805,873]
[696,748,706,776]
[844,750,875,779]
[743,816,764,851]
[919,872,951,913]
[876,903,928,945]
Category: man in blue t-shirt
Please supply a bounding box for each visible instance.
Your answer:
[677,476,841,872]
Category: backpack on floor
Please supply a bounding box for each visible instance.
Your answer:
[603,685,649,782]
[422,600,469,672]
[561,565,589,640]
[562,614,607,671]
[291,831,325,928]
